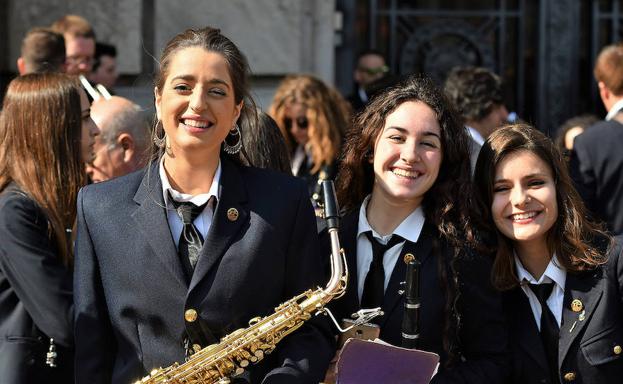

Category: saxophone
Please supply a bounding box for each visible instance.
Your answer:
[135,181,355,384]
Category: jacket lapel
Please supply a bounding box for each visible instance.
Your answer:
[131,162,187,289]
[558,268,604,366]
[380,223,435,328]
[188,159,249,293]
[507,287,550,372]
[339,210,362,314]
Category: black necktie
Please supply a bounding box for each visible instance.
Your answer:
[361,231,404,308]
[529,283,560,382]
[169,195,213,279]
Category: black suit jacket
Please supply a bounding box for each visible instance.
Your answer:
[74,158,333,384]
[323,210,509,383]
[504,240,623,384]
[0,184,74,383]
[570,120,623,235]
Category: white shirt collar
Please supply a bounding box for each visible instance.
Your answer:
[606,98,623,121]
[514,253,566,291]
[466,125,485,146]
[159,156,221,207]
[356,195,425,244]
[358,87,368,103]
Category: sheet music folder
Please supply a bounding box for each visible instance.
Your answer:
[336,338,440,384]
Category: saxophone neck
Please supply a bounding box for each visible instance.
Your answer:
[322,227,347,298]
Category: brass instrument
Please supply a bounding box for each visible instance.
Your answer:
[135,181,371,384]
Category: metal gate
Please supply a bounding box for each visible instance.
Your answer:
[350,0,623,135]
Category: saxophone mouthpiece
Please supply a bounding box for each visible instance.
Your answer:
[322,180,339,230]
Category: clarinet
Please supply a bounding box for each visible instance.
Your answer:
[401,254,421,349]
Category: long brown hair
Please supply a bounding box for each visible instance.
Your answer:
[269,74,349,173]
[0,73,86,265]
[337,75,478,247]
[337,75,479,366]
[474,124,610,291]
[151,27,258,165]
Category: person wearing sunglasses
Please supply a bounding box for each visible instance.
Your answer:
[348,50,390,112]
[269,74,350,211]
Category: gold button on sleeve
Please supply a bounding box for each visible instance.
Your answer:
[614,345,622,355]
[184,309,198,322]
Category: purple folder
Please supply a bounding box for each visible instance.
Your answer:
[336,338,440,384]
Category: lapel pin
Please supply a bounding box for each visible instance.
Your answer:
[227,208,239,222]
[578,309,586,322]
[403,253,415,264]
[571,299,583,313]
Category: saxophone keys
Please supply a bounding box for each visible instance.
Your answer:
[235,367,245,376]
[239,359,249,368]
[255,349,264,359]
[249,316,261,325]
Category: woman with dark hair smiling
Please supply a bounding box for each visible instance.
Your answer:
[325,75,508,383]
[474,123,623,384]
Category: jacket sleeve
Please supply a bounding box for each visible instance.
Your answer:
[262,181,335,384]
[431,251,511,384]
[569,137,598,214]
[0,193,73,347]
[73,187,116,384]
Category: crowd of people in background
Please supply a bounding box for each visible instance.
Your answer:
[0,12,622,384]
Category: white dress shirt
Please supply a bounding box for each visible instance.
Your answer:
[606,98,623,121]
[466,125,485,146]
[514,254,567,329]
[356,196,426,302]
[159,157,220,247]
[291,145,312,177]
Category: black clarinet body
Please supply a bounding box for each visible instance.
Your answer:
[401,255,421,349]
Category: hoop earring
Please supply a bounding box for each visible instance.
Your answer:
[153,122,166,149]
[223,123,242,154]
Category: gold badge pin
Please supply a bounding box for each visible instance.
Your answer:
[227,208,239,222]
[571,299,583,313]
[403,253,415,264]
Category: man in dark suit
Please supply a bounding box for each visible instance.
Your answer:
[347,50,389,113]
[444,66,509,174]
[571,43,623,235]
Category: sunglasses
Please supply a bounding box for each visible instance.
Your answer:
[284,116,309,130]
[357,65,389,76]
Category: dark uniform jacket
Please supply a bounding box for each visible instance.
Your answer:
[73,158,333,384]
[570,119,623,235]
[0,184,74,383]
[323,210,510,384]
[504,239,623,384]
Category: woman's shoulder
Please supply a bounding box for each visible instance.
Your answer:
[0,183,43,217]
[0,184,48,234]
[237,164,306,194]
[80,167,147,202]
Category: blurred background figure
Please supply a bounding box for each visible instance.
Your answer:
[88,42,118,92]
[269,74,350,209]
[16,27,65,75]
[555,114,599,157]
[0,73,98,383]
[86,96,149,183]
[239,110,291,174]
[51,15,96,77]
[347,50,389,112]
[444,66,509,173]
[571,42,623,235]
